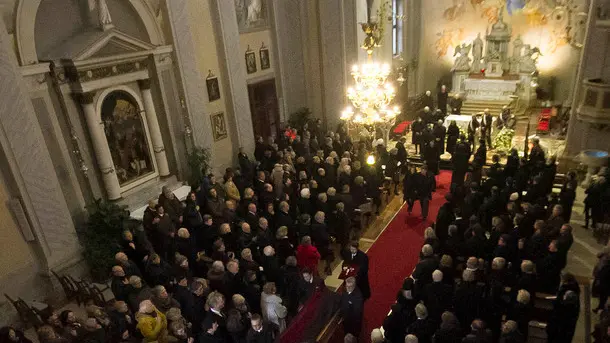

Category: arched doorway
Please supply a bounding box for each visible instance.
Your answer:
[100,91,155,186]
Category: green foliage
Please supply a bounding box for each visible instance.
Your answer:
[187,146,211,187]
[493,128,516,155]
[288,107,312,130]
[81,199,129,281]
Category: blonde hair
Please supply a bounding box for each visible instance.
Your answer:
[276,226,288,239]
[491,257,506,270]
[517,289,531,304]
[440,255,453,268]
[424,227,436,240]
[327,187,337,196]
[263,282,277,294]
[206,291,224,309]
[177,227,190,238]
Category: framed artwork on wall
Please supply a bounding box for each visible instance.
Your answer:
[245,47,257,74]
[235,0,269,33]
[260,43,270,70]
[210,112,228,141]
[206,70,221,102]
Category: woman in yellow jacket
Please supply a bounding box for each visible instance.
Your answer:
[224,175,241,202]
[136,300,169,343]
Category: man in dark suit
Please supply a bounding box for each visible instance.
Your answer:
[340,277,365,337]
[201,291,228,341]
[406,304,436,343]
[452,136,471,186]
[412,244,439,287]
[423,270,454,322]
[341,242,371,300]
[415,165,436,221]
[246,314,279,343]
[245,203,260,233]
[275,201,295,242]
[481,109,493,148]
[297,269,323,306]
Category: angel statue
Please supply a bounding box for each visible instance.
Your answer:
[519,44,538,73]
[471,33,484,72]
[88,0,113,30]
[452,43,472,72]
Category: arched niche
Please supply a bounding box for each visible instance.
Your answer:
[95,85,158,189]
[15,0,164,65]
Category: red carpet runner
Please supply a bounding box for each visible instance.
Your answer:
[361,170,451,338]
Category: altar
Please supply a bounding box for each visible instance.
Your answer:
[450,10,538,104]
[463,78,520,101]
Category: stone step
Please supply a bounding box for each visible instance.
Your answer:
[116,175,184,213]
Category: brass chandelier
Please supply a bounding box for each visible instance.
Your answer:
[341,21,400,126]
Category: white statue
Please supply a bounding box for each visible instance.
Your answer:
[452,43,472,72]
[510,36,523,74]
[247,0,263,25]
[471,33,484,72]
[89,0,113,30]
[519,44,537,73]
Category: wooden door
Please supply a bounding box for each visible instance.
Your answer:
[248,79,280,140]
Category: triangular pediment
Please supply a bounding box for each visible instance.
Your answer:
[43,29,156,61]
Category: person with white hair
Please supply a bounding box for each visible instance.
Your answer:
[406,303,434,343]
[422,269,453,322]
[507,289,532,339]
[412,244,439,286]
[405,334,419,343]
[135,300,168,342]
[370,328,385,343]
[298,188,314,216]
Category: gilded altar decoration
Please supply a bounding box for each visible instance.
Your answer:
[101,92,154,186]
[435,29,465,59]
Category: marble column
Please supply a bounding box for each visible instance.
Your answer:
[0,14,81,272]
[212,0,256,153]
[138,79,170,176]
[79,93,122,200]
[163,0,216,158]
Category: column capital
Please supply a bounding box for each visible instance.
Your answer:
[138,79,152,90]
[78,92,95,105]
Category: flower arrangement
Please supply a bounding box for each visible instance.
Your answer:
[493,127,515,155]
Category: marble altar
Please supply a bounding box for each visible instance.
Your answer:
[463,78,520,101]
[451,9,539,105]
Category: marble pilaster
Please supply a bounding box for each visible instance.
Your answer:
[271,0,309,116]
[79,93,122,200]
[0,15,81,272]
[318,0,359,129]
[138,79,170,177]
[163,0,216,157]
[212,0,256,154]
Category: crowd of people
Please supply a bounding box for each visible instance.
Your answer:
[13,119,386,343]
[378,139,587,342]
[1,107,606,343]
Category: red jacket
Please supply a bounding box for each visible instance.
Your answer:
[296,244,321,272]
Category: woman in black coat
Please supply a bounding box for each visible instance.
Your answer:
[446,121,459,155]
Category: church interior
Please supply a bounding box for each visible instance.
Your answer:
[0,0,609,342]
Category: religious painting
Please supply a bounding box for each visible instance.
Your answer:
[210,112,228,141]
[260,44,270,70]
[206,71,221,102]
[435,28,464,59]
[235,0,269,33]
[101,91,154,186]
[245,49,257,74]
